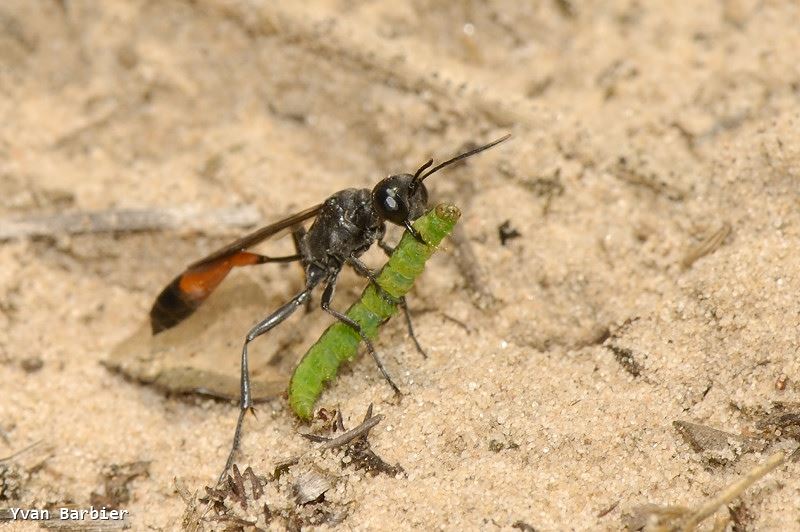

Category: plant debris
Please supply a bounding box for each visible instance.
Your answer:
[196,405,400,529]
[622,450,789,531]
[673,420,765,465]
[0,205,260,241]
[512,520,537,531]
[498,220,522,246]
[488,438,520,453]
[300,404,404,476]
[201,465,271,529]
[293,467,333,505]
[90,461,150,508]
[680,223,732,269]
[738,401,800,443]
[0,441,49,503]
[603,343,644,377]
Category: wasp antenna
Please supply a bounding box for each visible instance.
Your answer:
[411,159,434,189]
[419,134,511,183]
[413,159,434,180]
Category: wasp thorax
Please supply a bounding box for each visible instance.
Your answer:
[372,174,428,225]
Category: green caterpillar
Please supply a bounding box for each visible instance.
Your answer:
[288,203,461,419]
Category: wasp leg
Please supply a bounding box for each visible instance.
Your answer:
[320,275,401,395]
[219,287,313,485]
[378,238,395,255]
[376,221,394,256]
[346,256,398,303]
[291,225,307,260]
[396,299,427,358]
[291,225,315,314]
[403,219,427,245]
[350,253,428,359]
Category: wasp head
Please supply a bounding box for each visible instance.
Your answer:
[371,134,511,230]
[371,172,429,227]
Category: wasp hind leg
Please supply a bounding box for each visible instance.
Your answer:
[219,286,313,485]
[291,225,316,314]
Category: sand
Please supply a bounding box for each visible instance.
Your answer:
[1,0,799,530]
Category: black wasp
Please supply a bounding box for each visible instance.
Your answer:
[148,134,510,478]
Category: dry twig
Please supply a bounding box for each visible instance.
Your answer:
[0,205,260,241]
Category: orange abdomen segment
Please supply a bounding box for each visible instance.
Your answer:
[149,252,262,334]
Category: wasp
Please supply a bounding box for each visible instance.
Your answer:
[147,134,510,479]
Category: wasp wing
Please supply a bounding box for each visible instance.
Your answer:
[150,203,322,334]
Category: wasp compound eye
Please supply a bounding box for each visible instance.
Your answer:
[372,176,411,225]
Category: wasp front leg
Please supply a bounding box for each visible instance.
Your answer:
[346,255,427,359]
